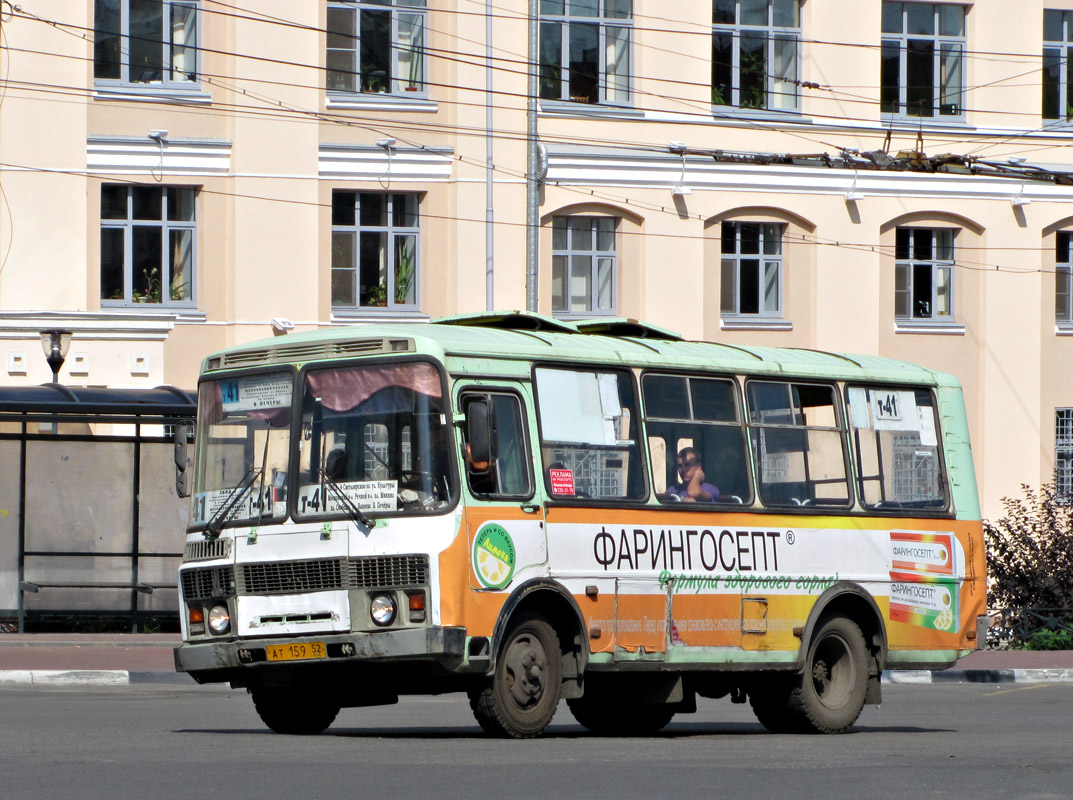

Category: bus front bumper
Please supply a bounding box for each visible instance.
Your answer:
[175,626,468,679]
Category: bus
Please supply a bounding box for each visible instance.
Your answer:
[174,311,987,737]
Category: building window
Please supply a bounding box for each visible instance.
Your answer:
[880,2,964,118]
[539,0,632,105]
[100,185,196,307]
[94,0,198,87]
[894,228,955,321]
[1057,409,1073,501]
[1058,232,1072,323]
[551,217,617,316]
[332,192,420,311]
[720,222,783,317]
[711,0,801,111]
[1045,10,1073,121]
[326,1,426,95]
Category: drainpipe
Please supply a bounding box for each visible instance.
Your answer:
[525,0,539,312]
[485,0,494,311]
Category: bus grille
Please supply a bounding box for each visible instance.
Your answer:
[349,554,429,588]
[234,555,430,596]
[180,566,236,599]
[183,539,232,563]
[240,559,345,595]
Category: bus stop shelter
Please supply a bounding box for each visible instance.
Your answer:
[0,385,196,632]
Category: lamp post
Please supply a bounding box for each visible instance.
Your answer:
[39,329,72,384]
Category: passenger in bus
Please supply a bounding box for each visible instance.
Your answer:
[325,447,349,482]
[666,447,719,502]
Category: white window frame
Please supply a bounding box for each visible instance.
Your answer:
[1044,9,1073,121]
[100,185,198,309]
[326,0,427,97]
[1057,231,1072,324]
[539,0,633,106]
[894,227,956,322]
[551,216,618,318]
[1057,408,1073,502]
[881,1,965,120]
[331,191,421,314]
[93,0,199,88]
[711,0,801,112]
[720,221,784,318]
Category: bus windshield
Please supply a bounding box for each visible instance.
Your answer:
[191,370,293,531]
[295,360,454,518]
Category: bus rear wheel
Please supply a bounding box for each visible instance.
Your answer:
[469,614,562,738]
[567,697,676,736]
[791,616,869,734]
[750,616,869,734]
[251,688,340,735]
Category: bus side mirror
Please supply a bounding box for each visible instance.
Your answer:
[174,422,191,498]
[466,401,493,466]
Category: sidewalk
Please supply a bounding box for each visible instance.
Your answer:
[0,634,189,686]
[1,634,1072,686]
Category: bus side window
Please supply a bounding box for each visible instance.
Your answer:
[746,381,850,508]
[534,367,645,501]
[642,373,752,505]
[846,385,947,510]
[460,392,533,499]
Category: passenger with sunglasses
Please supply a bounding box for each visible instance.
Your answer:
[666,447,719,503]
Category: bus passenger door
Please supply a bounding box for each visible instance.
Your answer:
[459,388,547,594]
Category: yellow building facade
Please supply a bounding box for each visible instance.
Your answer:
[1,1,1073,519]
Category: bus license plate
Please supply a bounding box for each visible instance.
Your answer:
[265,642,326,662]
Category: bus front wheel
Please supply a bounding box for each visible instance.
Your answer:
[251,688,340,735]
[469,614,563,738]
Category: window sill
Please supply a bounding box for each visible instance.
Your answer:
[880,115,971,132]
[720,317,792,331]
[1056,322,1073,335]
[99,305,205,321]
[711,107,808,124]
[553,311,618,322]
[330,309,430,324]
[93,85,212,104]
[326,94,437,113]
[894,320,966,335]
[539,101,644,120]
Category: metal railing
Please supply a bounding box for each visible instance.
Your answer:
[986,608,1073,648]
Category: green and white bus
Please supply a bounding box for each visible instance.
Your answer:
[174,311,986,737]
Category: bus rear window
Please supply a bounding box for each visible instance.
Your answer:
[534,367,645,501]
[846,386,947,510]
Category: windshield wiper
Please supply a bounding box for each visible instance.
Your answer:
[205,468,260,538]
[320,470,374,531]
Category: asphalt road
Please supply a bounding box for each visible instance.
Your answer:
[1,682,1070,800]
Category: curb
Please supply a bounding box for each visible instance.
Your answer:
[0,670,195,686]
[885,668,1073,684]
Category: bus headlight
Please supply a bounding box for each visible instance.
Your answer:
[207,604,231,635]
[370,593,397,626]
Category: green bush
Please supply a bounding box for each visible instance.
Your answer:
[1016,629,1073,651]
[984,483,1073,611]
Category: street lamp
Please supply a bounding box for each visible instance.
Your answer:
[39,329,72,384]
